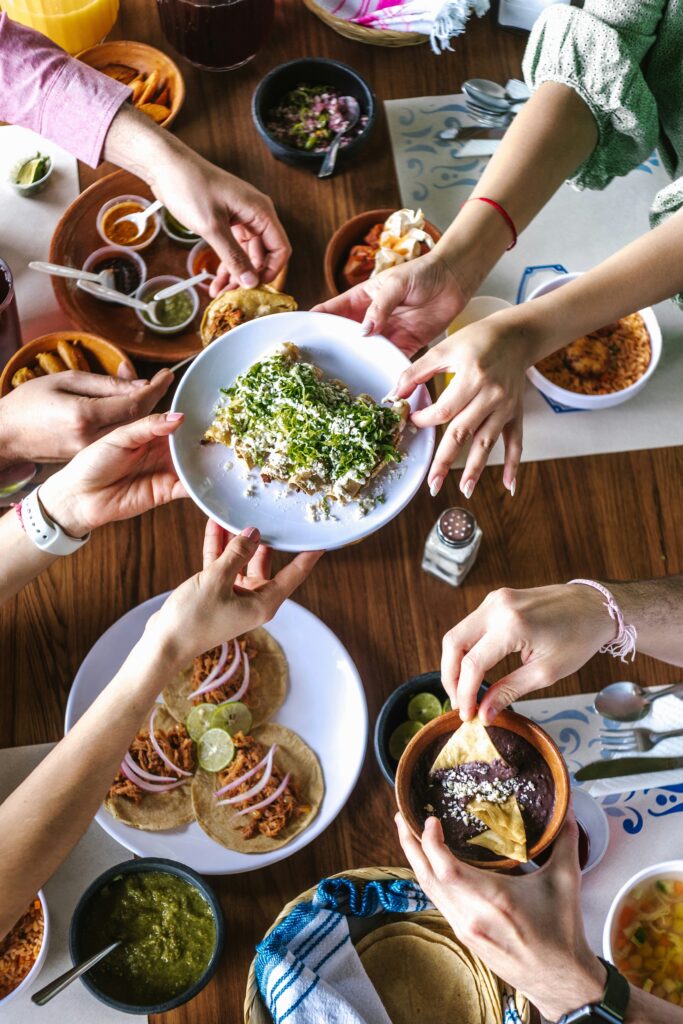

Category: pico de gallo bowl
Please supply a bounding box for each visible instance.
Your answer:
[604,860,683,1006]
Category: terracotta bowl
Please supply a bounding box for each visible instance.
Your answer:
[76,40,185,131]
[395,709,569,871]
[324,208,442,297]
[0,331,135,397]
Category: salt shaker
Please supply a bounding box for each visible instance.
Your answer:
[422,507,482,586]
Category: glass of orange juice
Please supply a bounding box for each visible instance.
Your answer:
[2,0,119,53]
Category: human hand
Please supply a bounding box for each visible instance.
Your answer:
[148,520,322,666]
[313,250,468,357]
[392,311,537,498]
[148,139,290,296]
[0,368,173,466]
[396,809,606,1022]
[38,412,186,535]
[441,584,615,723]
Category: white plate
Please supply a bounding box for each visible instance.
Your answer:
[64,595,367,875]
[169,311,435,551]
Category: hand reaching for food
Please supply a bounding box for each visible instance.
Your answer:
[0,368,173,466]
[146,519,322,667]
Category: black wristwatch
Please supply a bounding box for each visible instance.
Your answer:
[555,959,630,1023]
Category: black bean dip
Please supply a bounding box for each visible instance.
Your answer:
[93,255,142,295]
[413,727,555,862]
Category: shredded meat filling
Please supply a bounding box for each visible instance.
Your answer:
[190,638,257,707]
[216,731,307,839]
[108,726,195,802]
[209,306,245,343]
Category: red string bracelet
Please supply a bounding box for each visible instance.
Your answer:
[462,197,518,250]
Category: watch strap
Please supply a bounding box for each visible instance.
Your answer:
[21,486,90,556]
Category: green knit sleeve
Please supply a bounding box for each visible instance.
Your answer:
[522,2,665,191]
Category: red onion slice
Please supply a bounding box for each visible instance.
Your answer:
[217,746,276,806]
[234,771,291,817]
[214,743,277,797]
[219,649,250,705]
[119,757,187,793]
[148,706,193,777]
[188,641,241,698]
[123,751,177,784]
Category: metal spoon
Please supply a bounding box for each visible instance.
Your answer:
[595,680,683,723]
[462,78,510,113]
[76,279,161,324]
[114,198,163,240]
[318,96,361,180]
[31,940,121,1005]
[154,270,212,301]
[29,260,115,290]
[505,78,531,101]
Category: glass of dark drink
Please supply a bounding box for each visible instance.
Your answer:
[0,259,21,370]
[156,0,274,71]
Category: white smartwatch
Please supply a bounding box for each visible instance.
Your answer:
[21,486,91,556]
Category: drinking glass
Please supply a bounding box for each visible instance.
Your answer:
[0,260,22,371]
[1,0,119,54]
[156,0,274,71]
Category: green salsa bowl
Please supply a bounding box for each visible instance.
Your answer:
[69,857,224,1015]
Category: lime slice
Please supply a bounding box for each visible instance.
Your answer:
[185,703,216,741]
[197,728,235,772]
[17,156,49,185]
[210,701,252,736]
[442,698,453,715]
[407,692,443,725]
[388,720,423,762]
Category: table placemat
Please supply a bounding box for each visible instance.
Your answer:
[385,95,683,466]
[0,743,139,1022]
[0,125,78,342]
[521,689,683,955]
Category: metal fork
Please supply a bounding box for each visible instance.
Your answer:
[600,724,683,753]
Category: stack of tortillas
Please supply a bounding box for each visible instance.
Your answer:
[355,913,528,1024]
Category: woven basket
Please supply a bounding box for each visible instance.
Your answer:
[243,866,530,1023]
[301,0,428,46]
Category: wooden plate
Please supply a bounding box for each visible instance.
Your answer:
[50,169,208,363]
[0,331,135,396]
[76,40,185,130]
[395,708,569,871]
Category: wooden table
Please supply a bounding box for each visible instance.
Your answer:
[3,3,683,1022]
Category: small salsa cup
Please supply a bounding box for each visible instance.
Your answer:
[81,245,148,300]
[135,275,199,335]
[187,240,219,291]
[96,195,160,252]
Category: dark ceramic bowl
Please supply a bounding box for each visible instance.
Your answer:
[252,58,376,171]
[374,672,490,787]
[69,857,224,1015]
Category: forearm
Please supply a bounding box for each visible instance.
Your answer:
[626,986,683,1023]
[0,633,177,938]
[0,507,57,604]
[435,82,598,298]
[608,577,683,666]
[103,103,191,193]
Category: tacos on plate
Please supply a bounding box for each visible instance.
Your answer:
[200,286,297,347]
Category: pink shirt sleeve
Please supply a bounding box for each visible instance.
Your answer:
[0,13,131,167]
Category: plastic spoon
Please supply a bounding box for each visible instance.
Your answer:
[318,96,361,179]
[29,260,115,289]
[114,198,163,240]
[76,279,161,323]
[154,270,212,301]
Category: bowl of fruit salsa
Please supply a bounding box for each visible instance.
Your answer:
[604,860,683,1006]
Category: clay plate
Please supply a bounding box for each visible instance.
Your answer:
[0,330,135,396]
[395,708,569,871]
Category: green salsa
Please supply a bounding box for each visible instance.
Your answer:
[143,289,194,328]
[80,870,216,1005]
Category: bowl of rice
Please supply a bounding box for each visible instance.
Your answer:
[525,272,662,410]
[0,891,49,1005]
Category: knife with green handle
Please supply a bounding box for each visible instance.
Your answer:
[575,755,683,781]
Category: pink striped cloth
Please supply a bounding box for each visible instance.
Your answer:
[0,13,130,167]
[314,0,489,50]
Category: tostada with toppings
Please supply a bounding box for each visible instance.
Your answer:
[105,705,196,831]
[162,628,288,729]
[200,287,297,348]
[203,342,409,503]
[192,724,323,853]
[414,720,555,863]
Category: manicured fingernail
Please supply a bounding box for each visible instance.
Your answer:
[117,362,136,380]
[509,478,516,497]
[166,412,184,422]
[239,272,258,288]
[429,475,443,497]
[461,479,474,500]
[241,526,260,540]
[130,378,148,388]
[360,318,374,337]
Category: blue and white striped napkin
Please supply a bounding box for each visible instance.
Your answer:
[254,875,524,1024]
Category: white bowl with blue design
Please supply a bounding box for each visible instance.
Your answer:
[525,272,662,411]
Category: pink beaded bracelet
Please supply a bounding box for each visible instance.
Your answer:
[568,579,637,662]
